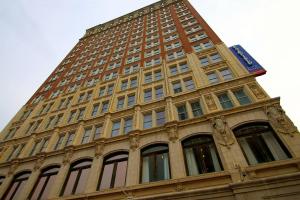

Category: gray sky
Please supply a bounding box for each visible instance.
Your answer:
[0,0,299,131]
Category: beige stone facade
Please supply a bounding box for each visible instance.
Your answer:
[1,0,300,199]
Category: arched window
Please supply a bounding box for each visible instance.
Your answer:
[141,144,170,183]
[234,122,291,165]
[3,171,31,200]
[182,135,223,176]
[29,166,60,200]
[61,159,92,196]
[0,176,5,186]
[98,152,128,190]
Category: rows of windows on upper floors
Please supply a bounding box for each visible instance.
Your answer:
[46,7,212,84]
[2,83,257,145]
[0,121,293,200]
[13,53,241,129]
[32,44,237,106]
[80,1,196,51]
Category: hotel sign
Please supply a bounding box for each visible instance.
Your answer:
[229,45,266,75]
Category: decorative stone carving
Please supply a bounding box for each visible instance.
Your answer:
[166,122,178,143]
[210,116,235,148]
[234,163,247,182]
[34,154,46,171]
[266,104,298,136]
[95,140,105,158]
[248,83,266,99]
[8,160,20,176]
[204,94,218,111]
[129,133,140,150]
[62,147,74,166]
[175,183,184,192]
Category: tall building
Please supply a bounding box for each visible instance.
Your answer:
[0,0,299,199]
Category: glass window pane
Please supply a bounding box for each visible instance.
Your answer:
[114,161,128,187]
[75,168,90,194]
[40,175,56,200]
[63,170,78,196]
[30,176,47,200]
[99,163,114,190]
[12,181,26,200]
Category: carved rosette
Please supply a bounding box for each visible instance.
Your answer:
[62,147,74,166]
[95,140,105,158]
[129,133,140,150]
[166,123,178,143]
[248,83,266,99]
[210,116,235,148]
[266,104,298,136]
[204,94,218,111]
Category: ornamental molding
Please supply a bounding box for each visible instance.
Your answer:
[265,104,298,137]
[33,153,46,171]
[165,121,179,143]
[94,139,106,158]
[62,146,74,165]
[128,131,140,150]
[210,116,235,148]
[8,159,20,176]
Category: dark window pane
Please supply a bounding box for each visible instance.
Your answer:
[40,175,56,200]
[75,168,90,194]
[114,161,128,187]
[99,163,114,190]
[63,170,78,196]
[30,176,47,200]
[4,182,18,200]
[13,180,26,200]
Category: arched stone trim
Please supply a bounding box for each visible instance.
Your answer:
[102,149,129,158]
[179,132,213,142]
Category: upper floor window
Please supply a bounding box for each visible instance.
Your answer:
[218,93,234,109]
[98,153,128,190]
[234,123,291,165]
[182,135,223,176]
[141,144,170,183]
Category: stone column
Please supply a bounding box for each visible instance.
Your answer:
[126,148,140,186]
[73,121,85,145]
[85,156,103,193]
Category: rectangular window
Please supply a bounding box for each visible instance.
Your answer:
[170,66,178,75]
[179,62,189,72]
[184,78,195,90]
[208,72,219,84]
[94,125,102,140]
[68,111,76,123]
[45,117,55,129]
[145,73,152,83]
[199,57,209,66]
[77,108,85,120]
[121,80,128,91]
[191,102,203,117]
[117,97,125,110]
[101,101,109,113]
[154,70,162,80]
[220,68,233,80]
[127,94,135,107]
[30,140,40,156]
[234,89,251,105]
[66,132,75,146]
[40,138,49,152]
[107,85,114,95]
[82,128,92,144]
[86,91,93,101]
[130,78,137,88]
[124,118,133,134]
[55,135,64,150]
[143,113,152,129]
[111,121,121,137]
[172,82,182,94]
[177,105,188,120]
[218,93,234,109]
[91,104,99,117]
[155,86,164,99]
[99,87,106,97]
[144,89,152,102]
[156,110,165,126]
[78,93,85,103]
[211,53,222,63]
[53,114,63,127]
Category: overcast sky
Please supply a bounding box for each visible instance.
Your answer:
[0,0,299,131]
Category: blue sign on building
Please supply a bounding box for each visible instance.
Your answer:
[229,45,266,76]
